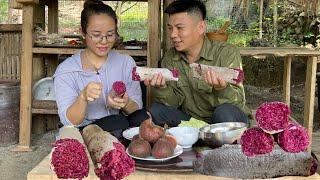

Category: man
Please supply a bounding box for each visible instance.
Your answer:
[145,0,251,126]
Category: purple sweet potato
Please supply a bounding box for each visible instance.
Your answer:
[277,122,310,153]
[132,67,140,81]
[112,81,126,96]
[83,126,135,180]
[170,68,180,78]
[255,101,290,134]
[240,127,274,157]
[231,68,244,84]
[51,138,89,179]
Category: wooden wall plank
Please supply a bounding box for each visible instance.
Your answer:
[0,24,22,32]
[16,0,39,4]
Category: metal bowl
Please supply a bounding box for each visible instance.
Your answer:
[199,122,247,148]
[32,77,55,100]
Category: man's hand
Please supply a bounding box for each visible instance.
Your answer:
[144,73,167,88]
[204,70,228,90]
[81,82,103,102]
[107,92,129,109]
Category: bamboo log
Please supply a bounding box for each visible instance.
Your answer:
[273,0,278,47]
[259,0,263,39]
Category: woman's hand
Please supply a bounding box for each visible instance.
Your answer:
[107,92,129,109]
[81,82,103,102]
[204,70,228,90]
[144,73,167,88]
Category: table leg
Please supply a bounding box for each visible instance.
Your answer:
[303,56,317,153]
[283,56,292,106]
[12,4,34,152]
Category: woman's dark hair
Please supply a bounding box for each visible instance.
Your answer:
[81,0,118,34]
[164,0,206,20]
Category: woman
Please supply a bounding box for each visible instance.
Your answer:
[53,0,148,138]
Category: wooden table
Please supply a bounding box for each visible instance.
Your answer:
[239,47,320,152]
[27,153,320,180]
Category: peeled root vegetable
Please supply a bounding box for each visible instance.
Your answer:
[255,101,290,134]
[277,122,310,153]
[112,81,126,97]
[82,125,135,180]
[240,127,274,157]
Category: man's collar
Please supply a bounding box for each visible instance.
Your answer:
[198,35,214,61]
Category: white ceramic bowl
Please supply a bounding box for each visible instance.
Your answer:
[168,126,199,149]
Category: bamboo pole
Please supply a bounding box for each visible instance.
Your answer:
[273,0,278,47]
[259,0,263,39]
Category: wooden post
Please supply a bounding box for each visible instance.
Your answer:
[259,0,263,39]
[163,0,174,53]
[9,0,23,9]
[312,0,318,16]
[147,0,161,108]
[46,0,59,75]
[14,4,34,152]
[46,0,59,130]
[46,0,59,77]
[283,56,292,106]
[32,4,46,135]
[303,56,317,153]
[273,0,278,47]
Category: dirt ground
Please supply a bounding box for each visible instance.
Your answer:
[0,84,320,180]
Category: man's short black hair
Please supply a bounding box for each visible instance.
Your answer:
[164,0,206,20]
